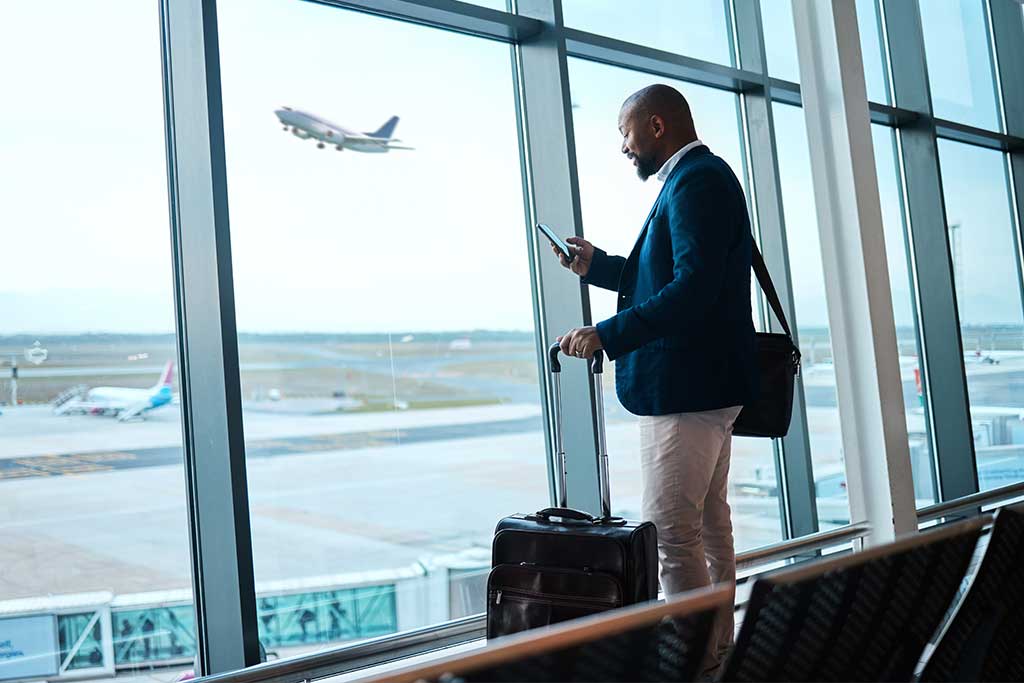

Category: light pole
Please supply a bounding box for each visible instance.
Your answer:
[9,355,17,407]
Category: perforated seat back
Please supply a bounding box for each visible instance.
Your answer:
[921,503,1024,682]
[721,519,984,682]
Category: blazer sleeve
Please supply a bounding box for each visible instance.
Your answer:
[596,170,735,361]
[581,247,626,292]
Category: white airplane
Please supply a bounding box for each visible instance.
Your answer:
[53,361,175,422]
[274,107,414,153]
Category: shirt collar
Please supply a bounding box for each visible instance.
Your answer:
[656,139,704,182]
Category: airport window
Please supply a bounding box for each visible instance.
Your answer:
[0,2,193,681]
[872,124,936,505]
[936,140,1024,493]
[568,58,785,551]
[772,103,850,528]
[858,0,891,105]
[761,0,891,104]
[216,0,545,656]
[760,0,801,83]
[561,0,734,66]
[919,0,1001,131]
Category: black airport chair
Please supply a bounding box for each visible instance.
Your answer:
[720,518,985,682]
[919,502,1024,682]
[356,585,732,683]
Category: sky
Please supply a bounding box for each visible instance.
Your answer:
[0,0,1018,335]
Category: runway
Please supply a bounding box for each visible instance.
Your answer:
[0,402,784,603]
[2,349,1023,606]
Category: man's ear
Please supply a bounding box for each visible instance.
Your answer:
[650,114,666,139]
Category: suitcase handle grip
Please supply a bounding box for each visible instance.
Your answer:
[531,507,628,526]
[548,343,603,375]
[534,507,596,522]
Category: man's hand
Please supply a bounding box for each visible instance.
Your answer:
[557,326,603,359]
[551,236,595,277]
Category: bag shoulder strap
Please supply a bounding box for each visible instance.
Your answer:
[751,242,795,340]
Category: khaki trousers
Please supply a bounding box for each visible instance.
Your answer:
[638,405,742,673]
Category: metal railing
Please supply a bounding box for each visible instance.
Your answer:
[195,521,872,683]
[199,615,485,683]
[197,486,1024,683]
[736,522,871,570]
[917,480,1024,523]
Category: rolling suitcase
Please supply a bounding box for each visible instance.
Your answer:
[486,343,659,639]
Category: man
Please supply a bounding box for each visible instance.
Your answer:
[553,84,758,671]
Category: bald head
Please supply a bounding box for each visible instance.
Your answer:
[618,84,697,181]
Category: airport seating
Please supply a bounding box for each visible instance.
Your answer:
[918,503,1024,682]
[719,518,985,682]
[348,517,1001,683]
[355,585,732,683]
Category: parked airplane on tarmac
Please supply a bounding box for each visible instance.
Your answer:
[53,362,175,421]
[274,107,414,152]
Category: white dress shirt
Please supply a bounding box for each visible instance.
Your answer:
[656,138,705,182]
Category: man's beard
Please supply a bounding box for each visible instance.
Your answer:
[634,153,659,181]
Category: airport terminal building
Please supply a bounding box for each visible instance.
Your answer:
[2,0,1024,682]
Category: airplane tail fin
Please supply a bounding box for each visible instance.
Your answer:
[369,115,399,139]
[155,361,175,389]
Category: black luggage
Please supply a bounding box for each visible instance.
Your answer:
[486,343,659,639]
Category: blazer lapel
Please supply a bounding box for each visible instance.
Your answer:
[618,146,710,290]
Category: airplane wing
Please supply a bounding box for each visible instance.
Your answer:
[117,401,152,422]
[344,134,391,144]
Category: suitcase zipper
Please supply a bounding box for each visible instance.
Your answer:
[492,587,620,609]
[487,564,625,604]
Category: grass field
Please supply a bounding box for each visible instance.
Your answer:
[0,334,538,408]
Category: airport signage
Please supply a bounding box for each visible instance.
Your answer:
[24,341,47,366]
[0,615,59,681]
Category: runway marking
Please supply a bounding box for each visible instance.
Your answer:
[0,452,140,479]
[0,417,544,483]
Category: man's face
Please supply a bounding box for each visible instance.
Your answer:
[618,106,660,181]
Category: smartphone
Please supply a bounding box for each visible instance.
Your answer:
[537,223,575,264]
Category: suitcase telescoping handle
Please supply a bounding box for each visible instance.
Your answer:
[547,342,612,520]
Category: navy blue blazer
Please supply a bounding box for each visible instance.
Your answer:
[586,145,759,416]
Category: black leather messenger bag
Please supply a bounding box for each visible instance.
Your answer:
[733,244,802,438]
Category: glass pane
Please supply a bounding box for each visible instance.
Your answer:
[762,0,890,103]
[469,0,508,9]
[937,140,1024,492]
[857,0,890,104]
[0,1,194,680]
[217,0,545,657]
[772,103,849,527]
[920,0,1001,131]
[563,0,734,66]
[872,125,936,505]
[761,0,800,82]
[568,57,784,551]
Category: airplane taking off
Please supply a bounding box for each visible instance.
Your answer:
[53,361,175,422]
[274,107,414,152]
